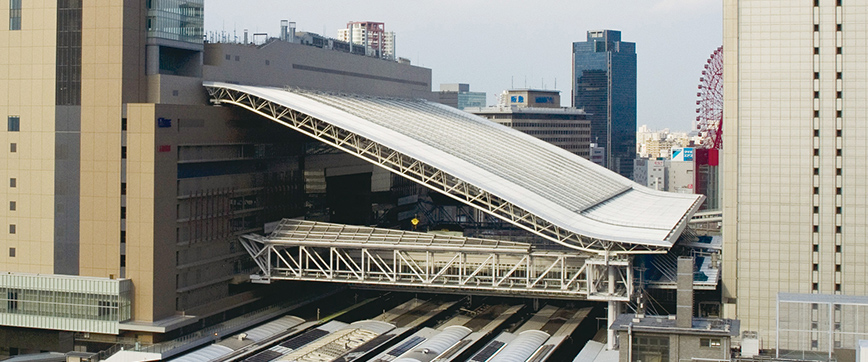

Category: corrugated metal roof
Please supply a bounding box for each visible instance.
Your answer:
[488,330,550,362]
[205,82,703,249]
[345,320,396,335]
[170,345,234,362]
[411,325,471,356]
[243,315,305,342]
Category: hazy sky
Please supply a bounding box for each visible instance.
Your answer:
[205,0,722,131]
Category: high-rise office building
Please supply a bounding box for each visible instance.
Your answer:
[437,83,486,110]
[723,0,868,349]
[572,30,637,179]
[0,1,431,355]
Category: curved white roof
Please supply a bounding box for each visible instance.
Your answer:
[412,325,471,355]
[205,82,703,249]
[169,345,233,362]
[346,320,396,334]
[488,330,550,362]
[243,315,305,342]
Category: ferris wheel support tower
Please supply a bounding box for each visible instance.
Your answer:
[694,47,723,210]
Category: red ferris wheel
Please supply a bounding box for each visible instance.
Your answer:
[696,46,723,150]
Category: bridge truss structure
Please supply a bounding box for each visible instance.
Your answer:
[240,219,633,301]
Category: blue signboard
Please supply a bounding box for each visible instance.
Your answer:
[672,147,694,161]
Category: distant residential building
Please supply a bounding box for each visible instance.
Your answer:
[573,30,636,178]
[668,161,695,194]
[337,21,396,60]
[636,125,695,159]
[633,158,667,190]
[438,83,486,110]
[468,89,590,158]
[589,143,605,166]
[666,147,695,194]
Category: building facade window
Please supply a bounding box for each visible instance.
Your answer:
[9,178,16,188]
[6,290,18,311]
[10,143,16,152]
[146,0,203,43]
[9,0,21,30]
[56,0,83,106]
[9,224,15,234]
[700,338,722,348]
[7,116,19,132]
[8,247,14,257]
[9,201,15,211]
[631,335,670,362]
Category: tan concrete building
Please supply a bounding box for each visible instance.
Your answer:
[723,0,868,351]
[469,90,591,158]
[0,0,432,354]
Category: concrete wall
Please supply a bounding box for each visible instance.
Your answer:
[723,0,868,343]
[203,41,434,100]
[0,327,74,356]
[617,331,730,362]
[672,334,730,361]
[0,1,59,274]
[667,160,694,194]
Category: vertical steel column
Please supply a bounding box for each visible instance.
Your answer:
[607,300,620,350]
[776,295,780,358]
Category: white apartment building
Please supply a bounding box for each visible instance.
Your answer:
[633,158,667,190]
[337,21,396,60]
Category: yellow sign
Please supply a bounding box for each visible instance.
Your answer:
[411,218,419,226]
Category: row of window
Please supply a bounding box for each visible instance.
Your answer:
[7,115,18,257]
[0,288,130,321]
[9,0,21,31]
[810,0,845,299]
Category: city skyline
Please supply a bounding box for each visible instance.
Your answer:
[204,0,723,132]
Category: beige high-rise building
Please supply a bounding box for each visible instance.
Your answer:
[0,1,432,355]
[723,0,868,349]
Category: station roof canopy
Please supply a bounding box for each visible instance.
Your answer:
[205,82,704,254]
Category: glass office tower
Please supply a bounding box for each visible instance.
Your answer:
[572,30,637,179]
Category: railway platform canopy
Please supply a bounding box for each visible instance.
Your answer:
[205,82,704,255]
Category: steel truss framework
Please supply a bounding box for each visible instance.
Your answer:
[238,220,634,301]
[206,84,667,256]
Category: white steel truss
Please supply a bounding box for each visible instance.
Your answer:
[206,84,669,256]
[239,220,633,301]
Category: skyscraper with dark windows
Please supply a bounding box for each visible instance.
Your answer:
[572,30,637,179]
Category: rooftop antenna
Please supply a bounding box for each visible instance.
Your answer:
[554,78,557,89]
[511,76,514,89]
[524,76,527,88]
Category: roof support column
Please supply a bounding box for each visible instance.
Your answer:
[607,300,621,350]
